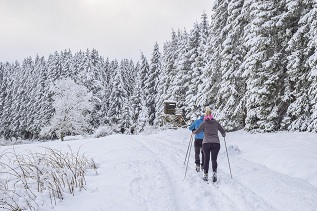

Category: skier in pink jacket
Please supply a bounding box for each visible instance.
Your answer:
[193,106,226,182]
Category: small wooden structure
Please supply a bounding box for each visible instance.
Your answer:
[164,100,177,115]
[162,100,186,128]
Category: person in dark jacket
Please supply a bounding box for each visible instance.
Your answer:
[193,106,226,182]
[189,114,205,172]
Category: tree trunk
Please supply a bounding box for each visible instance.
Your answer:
[61,131,64,141]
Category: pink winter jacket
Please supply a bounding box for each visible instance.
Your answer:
[193,118,226,144]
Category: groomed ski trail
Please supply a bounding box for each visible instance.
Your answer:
[52,130,317,211]
[137,135,276,211]
[133,132,317,211]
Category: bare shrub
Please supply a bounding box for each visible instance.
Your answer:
[0,146,97,210]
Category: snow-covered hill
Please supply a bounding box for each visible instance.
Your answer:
[1,129,317,211]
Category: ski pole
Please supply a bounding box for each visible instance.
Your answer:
[184,134,194,164]
[183,134,194,180]
[223,137,232,178]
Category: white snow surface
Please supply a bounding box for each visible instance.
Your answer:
[1,128,317,211]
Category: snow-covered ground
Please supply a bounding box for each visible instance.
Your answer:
[1,128,317,211]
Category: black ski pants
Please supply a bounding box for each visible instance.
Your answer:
[194,139,204,166]
[202,143,220,174]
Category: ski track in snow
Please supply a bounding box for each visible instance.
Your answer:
[130,132,317,211]
[126,138,177,211]
[140,135,277,211]
[4,130,317,211]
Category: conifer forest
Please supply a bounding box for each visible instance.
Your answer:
[1,0,317,140]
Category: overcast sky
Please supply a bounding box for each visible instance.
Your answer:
[0,0,213,64]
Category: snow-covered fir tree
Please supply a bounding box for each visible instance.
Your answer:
[26,56,52,139]
[130,62,142,127]
[196,1,227,116]
[280,0,313,131]
[146,42,161,125]
[3,1,317,141]
[214,0,246,131]
[306,1,317,132]
[107,62,128,126]
[137,96,149,132]
[184,22,204,120]
[139,52,155,125]
[242,0,285,132]
[170,29,190,117]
